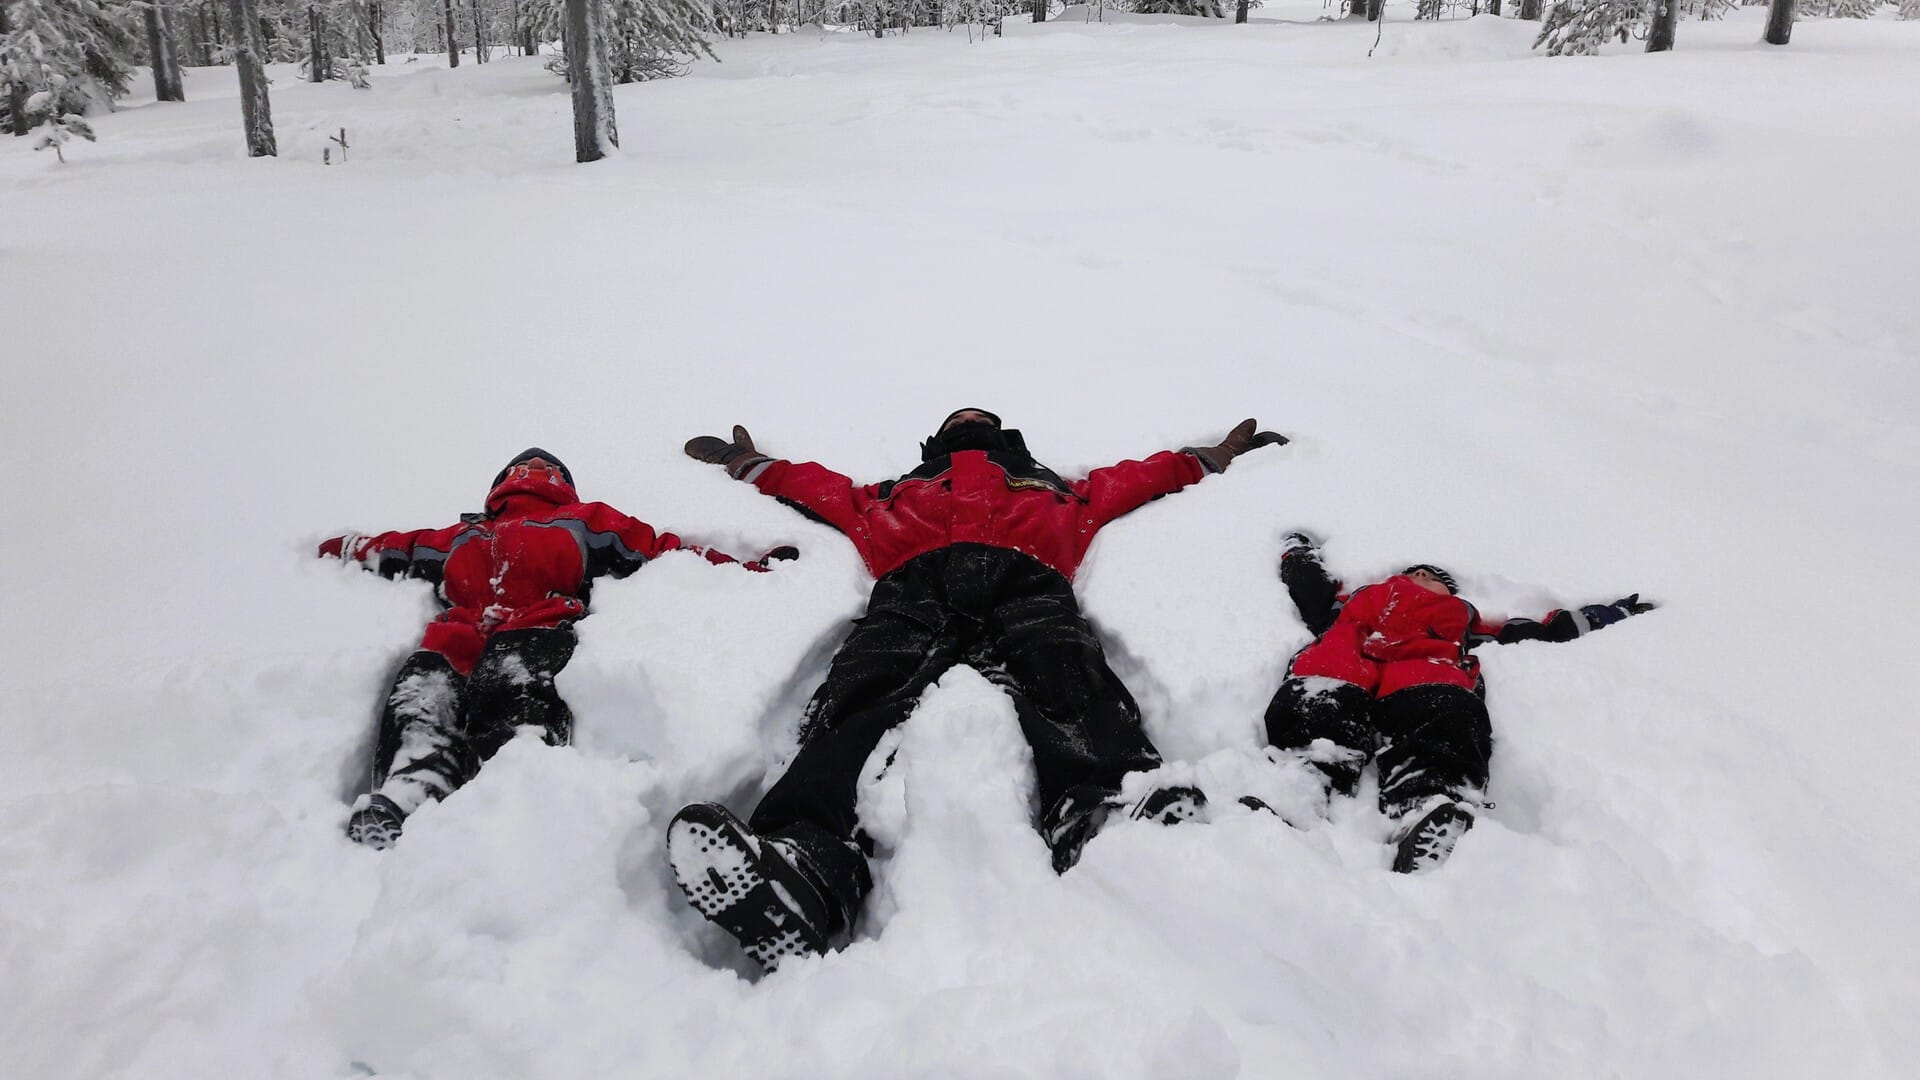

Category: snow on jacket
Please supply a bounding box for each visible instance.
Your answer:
[734,446,1209,581]
[330,470,745,671]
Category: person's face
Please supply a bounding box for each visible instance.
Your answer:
[1406,568,1452,596]
[508,457,564,484]
[941,410,999,433]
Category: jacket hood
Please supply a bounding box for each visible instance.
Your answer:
[486,449,578,517]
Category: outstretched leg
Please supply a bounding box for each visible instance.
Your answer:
[351,650,471,848]
[464,625,578,758]
[1372,683,1492,813]
[745,600,963,926]
[1373,683,1492,873]
[1263,674,1376,798]
[981,572,1170,870]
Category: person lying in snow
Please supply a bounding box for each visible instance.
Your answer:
[319,448,792,850]
[668,408,1287,968]
[1262,532,1654,873]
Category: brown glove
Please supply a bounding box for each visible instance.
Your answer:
[685,425,772,481]
[1185,419,1288,474]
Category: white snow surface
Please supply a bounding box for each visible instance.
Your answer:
[5,8,1920,1078]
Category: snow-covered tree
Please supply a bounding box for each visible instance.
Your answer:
[1535,0,1644,55]
[1645,0,1676,48]
[1,0,139,140]
[1901,0,1917,19]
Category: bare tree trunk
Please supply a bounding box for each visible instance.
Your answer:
[1366,0,1383,19]
[3,1,30,136]
[1033,0,1045,21]
[145,3,188,99]
[563,0,616,162]
[1646,0,1676,50]
[471,0,485,61]
[369,1,385,62]
[1488,0,1501,13]
[1763,0,1793,42]
[1519,0,1541,17]
[1235,0,1248,21]
[507,0,521,53]
[443,0,460,65]
[307,3,327,80]
[227,0,276,155]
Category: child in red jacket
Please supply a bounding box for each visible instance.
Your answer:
[1266,532,1654,872]
[319,448,788,849]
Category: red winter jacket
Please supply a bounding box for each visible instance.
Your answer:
[1290,574,1496,697]
[330,470,744,672]
[737,448,1209,581]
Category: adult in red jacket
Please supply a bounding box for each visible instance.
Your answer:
[320,448,784,849]
[1266,533,1654,872]
[665,409,1286,968]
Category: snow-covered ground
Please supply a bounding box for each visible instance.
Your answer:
[5,7,1919,1077]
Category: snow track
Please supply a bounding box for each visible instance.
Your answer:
[4,8,1918,1078]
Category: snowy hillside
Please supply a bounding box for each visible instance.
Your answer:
[5,8,1919,1078]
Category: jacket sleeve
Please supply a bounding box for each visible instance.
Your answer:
[740,459,868,541]
[1280,547,1346,637]
[1481,606,1616,646]
[350,524,467,584]
[574,503,766,578]
[1074,450,1210,530]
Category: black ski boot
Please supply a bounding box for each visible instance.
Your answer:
[1389,796,1475,874]
[1043,784,1209,873]
[667,803,839,970]
[1130,784,1208,826]
[346,794,406,850]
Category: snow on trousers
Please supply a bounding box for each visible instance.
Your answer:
[371,626,578,816]
[1264,676,1492,812]
[747,544,1165,923]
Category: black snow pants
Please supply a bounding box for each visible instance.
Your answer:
[1264,676,1492,813]
[371,625,577,816]
[748,543,1165,925]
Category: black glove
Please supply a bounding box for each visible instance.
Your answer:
[685,425,771,480]
[1579,594,1656,630]
[762,545,799,563]
[1185,419,1288,474]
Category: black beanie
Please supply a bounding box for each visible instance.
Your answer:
[937,407,1003,432]
[1402,564,1459,594]
[493,447,574,489]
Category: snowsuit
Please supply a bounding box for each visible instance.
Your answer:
[725,430,1219,926]
[332,459,753,819]
[1268,547,1617,813]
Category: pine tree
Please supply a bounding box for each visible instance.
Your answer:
[1,0,139,141]
[1535,0,1644,54]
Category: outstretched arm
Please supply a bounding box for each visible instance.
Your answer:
[1278,532,1345,637]
[567,503,792,579]
[318,524,466,583]
[1078,418,1288,528]
[685,425,865,541]
[1476,594,1657,646]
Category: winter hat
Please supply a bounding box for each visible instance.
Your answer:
[493,447,574,489]
[1402,564,1459,594]
[937,407,1003,431]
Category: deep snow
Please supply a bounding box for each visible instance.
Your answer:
[4,7,1919,1078]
